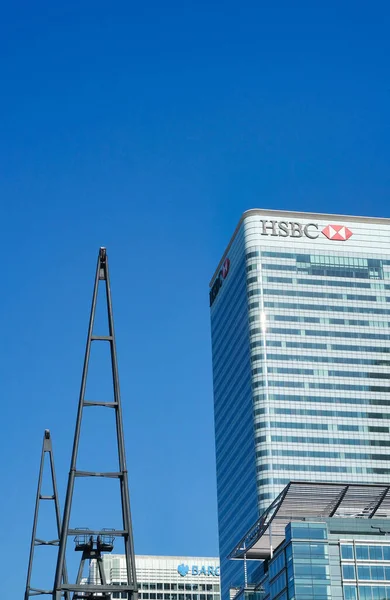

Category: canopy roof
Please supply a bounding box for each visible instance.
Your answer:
[229,481,390,560]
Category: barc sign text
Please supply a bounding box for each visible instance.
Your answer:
[177,564,220,577]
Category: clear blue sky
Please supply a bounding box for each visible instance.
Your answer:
[1,0,390,595]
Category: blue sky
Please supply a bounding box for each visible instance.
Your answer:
[1,0,390,595]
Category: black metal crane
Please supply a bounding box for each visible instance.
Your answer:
[24,429,69,600]
[52,247,138,600]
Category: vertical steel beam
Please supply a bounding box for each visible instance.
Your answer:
[105,250,138,590]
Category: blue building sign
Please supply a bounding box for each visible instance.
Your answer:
[177,564,220,577]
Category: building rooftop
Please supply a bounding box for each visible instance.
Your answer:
[228,481,390,561]
[210,208,390,286]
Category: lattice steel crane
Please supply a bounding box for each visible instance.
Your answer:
[52,248,138,600]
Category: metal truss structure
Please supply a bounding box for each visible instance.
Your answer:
[24,430,69,600]
[52,247,138,600]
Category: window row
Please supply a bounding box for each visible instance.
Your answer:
[257,462,390,475]
[261,300,390,316]
[130,594,218,600]
[291,583,331,598]
[264,275,375,289]
[261,365,390,380]
[342,545,390,561]
[263,327,390,341]
[268,434,390,448]
[246,250,390,267]
[253,274,379,288]
[256,448,390,462]
[293,564,329,579]
[255,421,390,435]
[139,584,218,592]
[344,584,390,599]
[343,564,390,581]
[254,392,390,408]
[252,353,390,367]
[260,287,381,302]
[260,263,385,280]
[253,379,390,393]
[261,406,390,421]
[262,314,390,329]
[287,542,328,558]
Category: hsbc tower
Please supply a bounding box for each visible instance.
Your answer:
[209,209,390,599]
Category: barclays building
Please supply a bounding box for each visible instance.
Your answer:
[89,555,220,600]
[209,210,390,599]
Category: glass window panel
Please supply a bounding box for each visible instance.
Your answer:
[312,565,329,579]
[359,587,373,600]
[370,546,384,561]
[372,587,386,600]
[309,525,328,539]
[295,564,312,578]
[358,566,371,580]
[295,584,314,596]
[343,565,356,580]
[291,527,312,539]
[371,566,385,581]
[344,587,357,600]
[312,585,331,598]
[341,545,354,560]
[356,546,370,560]
[384,547,390,561]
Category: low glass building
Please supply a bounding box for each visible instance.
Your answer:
[229,482,390,600]
[89,555,220,600]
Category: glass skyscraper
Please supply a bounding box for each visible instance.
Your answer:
[209,210,390,599]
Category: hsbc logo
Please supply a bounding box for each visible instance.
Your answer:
[210,258,230,307]
[259,220,353,241]
[322,224,353,241]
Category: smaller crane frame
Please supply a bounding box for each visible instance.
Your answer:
[24,430,69,600]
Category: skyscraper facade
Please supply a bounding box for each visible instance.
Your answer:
[209,210,390,599]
